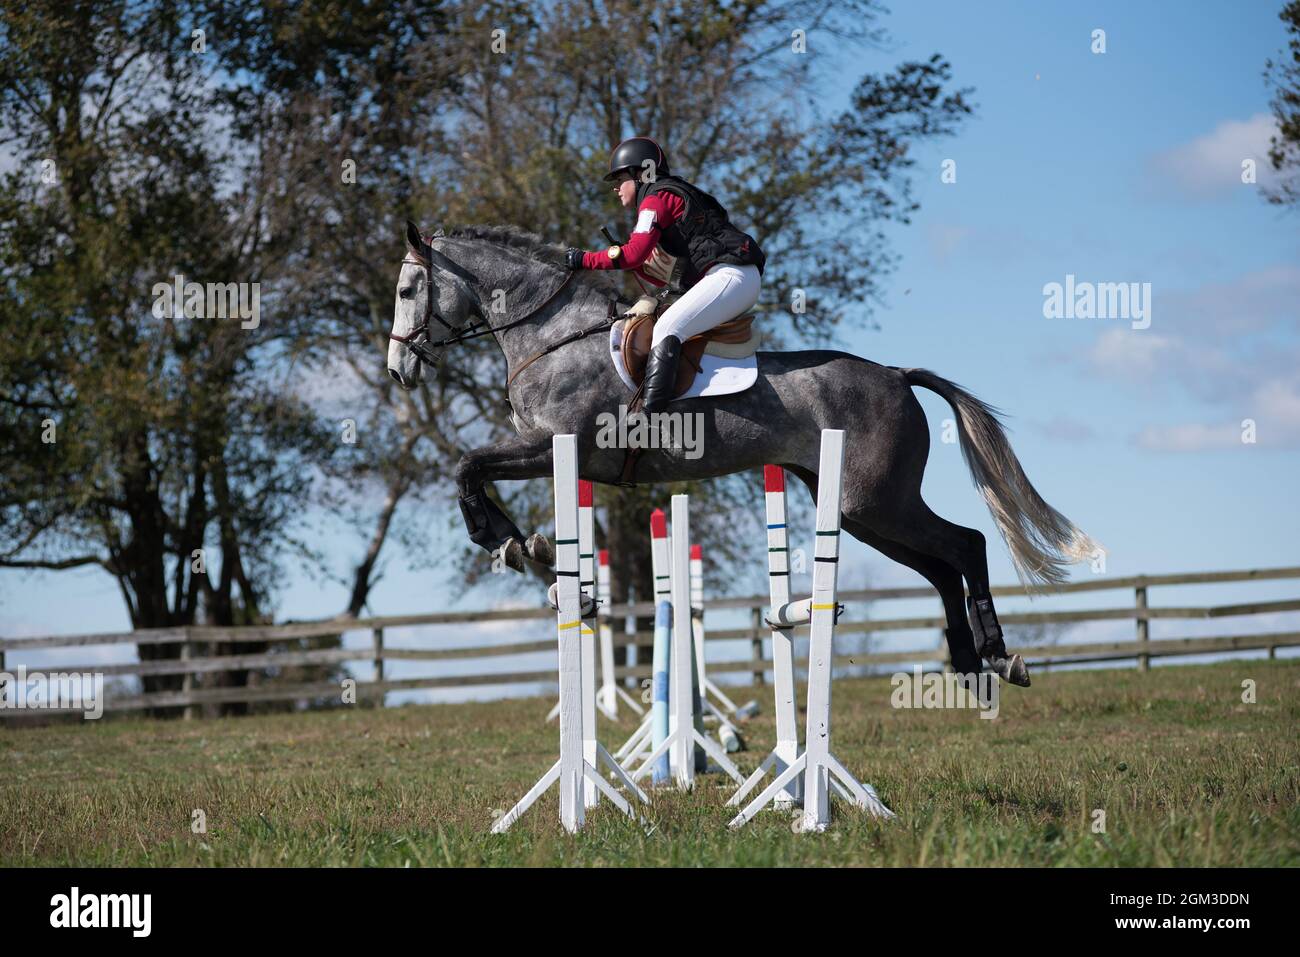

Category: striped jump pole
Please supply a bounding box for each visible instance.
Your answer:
[613,507,672,769]
[596,550,643,720]
[690,543,742,751]
[726,461,802,811]
[578,479,600,808]
[692,544,740,717]
[728,429,894,831]
[492,435,648,834]
[546,485,629,727]
[631,494,745,790]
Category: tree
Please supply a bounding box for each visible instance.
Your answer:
[262,0,974,626]
[0,1,335,713]
[1264,0,1300,207]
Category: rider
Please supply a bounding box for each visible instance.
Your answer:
[565,137,765,413]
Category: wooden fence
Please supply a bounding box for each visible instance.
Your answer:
[2,566,1297,718]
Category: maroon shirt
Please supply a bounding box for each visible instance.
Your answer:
[580,191,687,287]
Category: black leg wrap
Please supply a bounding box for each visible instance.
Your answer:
[458,490,525,553]
[945,628,983,676]
[642,335,682,414]
[967,595,1008,660]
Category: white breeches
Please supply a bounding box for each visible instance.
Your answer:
[651,263,761,346]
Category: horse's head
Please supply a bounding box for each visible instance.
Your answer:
[387,220,481,390]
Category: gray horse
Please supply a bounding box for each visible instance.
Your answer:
[387,222,1098,686]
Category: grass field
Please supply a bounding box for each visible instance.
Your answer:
[3,659,1297,867]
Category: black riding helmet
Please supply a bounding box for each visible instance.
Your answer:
[603,136,670,182]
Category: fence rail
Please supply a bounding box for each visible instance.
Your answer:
[2,566,1297,717]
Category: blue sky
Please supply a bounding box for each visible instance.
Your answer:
[4,1,1297,696]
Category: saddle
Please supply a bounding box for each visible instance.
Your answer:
[619,296,761,401]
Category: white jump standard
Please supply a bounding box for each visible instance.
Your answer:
[492,434,649,833]
[728,429,894,831]
[612,508,672,770]
[597,549,643,719]
[726,462,803,810]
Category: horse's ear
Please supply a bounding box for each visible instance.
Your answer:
[405,220,425,253]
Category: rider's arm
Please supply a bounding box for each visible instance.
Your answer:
[580,192,685,271]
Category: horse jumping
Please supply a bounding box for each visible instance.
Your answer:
[387,222,1099,689]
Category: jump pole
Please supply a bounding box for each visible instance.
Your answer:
[631,494,745,789]
[613,508,672,769]
[548,491,636,725]
[492,434,648,833]
[692,545,740,718]
[690,543,742,751]
[597,549,643,719]
[728,429,894,831]
[578,479,600,807]
[726,461,802,811]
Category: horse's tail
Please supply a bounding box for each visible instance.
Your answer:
[902,367,1099,589]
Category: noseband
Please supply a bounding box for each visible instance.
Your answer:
[389,246,577,367]
[388,254,457,366]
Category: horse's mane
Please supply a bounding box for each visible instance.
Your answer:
[440,224,627,302]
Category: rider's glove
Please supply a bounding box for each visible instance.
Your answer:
[564,248,585,271]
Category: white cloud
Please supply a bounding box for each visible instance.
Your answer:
[1134,377,1300,451]
[1151,114,1280,199]
[1086,328,1178,381]
[1079,265,1300,450]
[1135,421,1243,452]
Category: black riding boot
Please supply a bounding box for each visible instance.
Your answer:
[642,335,682,413]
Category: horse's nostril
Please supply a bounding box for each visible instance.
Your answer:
[388,368,403,385]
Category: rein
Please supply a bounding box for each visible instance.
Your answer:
[390,244,617,385]
[390,250,579,361]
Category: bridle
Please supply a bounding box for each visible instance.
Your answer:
[389,243,580,369]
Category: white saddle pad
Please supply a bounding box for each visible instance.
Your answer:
[609,320,758,400]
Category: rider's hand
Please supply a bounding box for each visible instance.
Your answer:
[565,248,585,271]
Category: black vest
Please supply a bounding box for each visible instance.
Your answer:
[636,175,765,287]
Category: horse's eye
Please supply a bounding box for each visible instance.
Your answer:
[399,286,414,300]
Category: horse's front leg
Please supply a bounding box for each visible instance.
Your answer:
[455,431,557,573]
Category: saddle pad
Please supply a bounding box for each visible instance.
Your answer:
[610,320,758,400]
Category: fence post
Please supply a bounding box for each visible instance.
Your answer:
[372,627,384,708]
[750,605,765,686]
[1135,582,1149,673]
[180,628,196,721]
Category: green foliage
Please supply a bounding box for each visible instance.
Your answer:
[0,2,342,710]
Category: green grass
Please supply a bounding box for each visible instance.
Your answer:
[3,659,1297,866]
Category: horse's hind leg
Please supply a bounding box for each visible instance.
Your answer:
[863,499,1029,687]
[787,468,983,679]
[454,431,556,572]
[824,429,1031,687]
[852,527,985,679]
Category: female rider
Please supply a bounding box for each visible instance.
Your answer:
[565,137,765,413]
